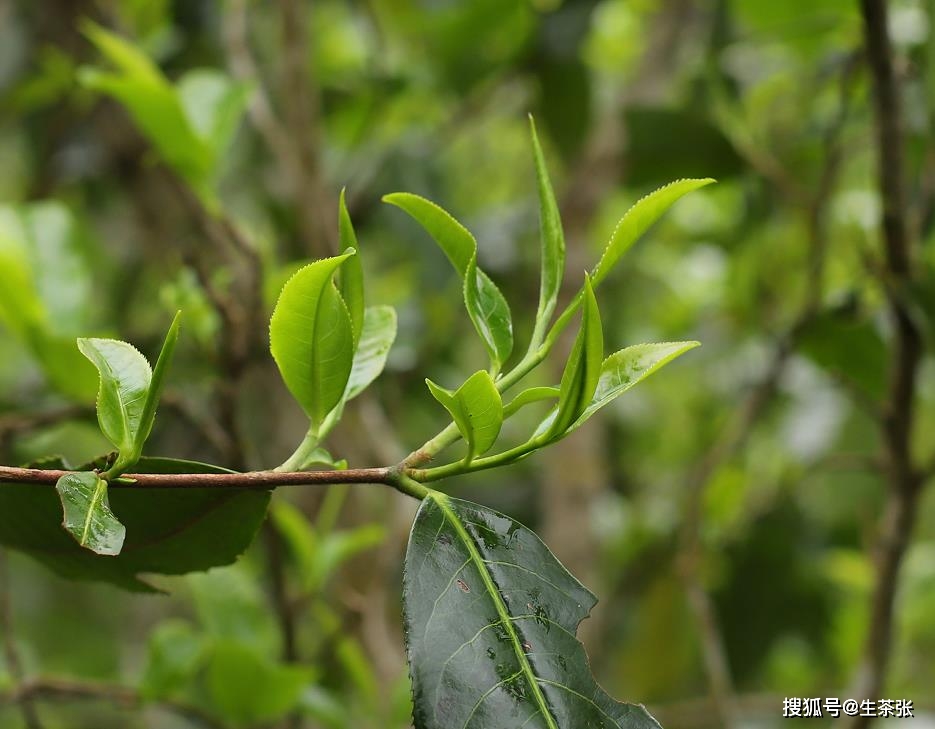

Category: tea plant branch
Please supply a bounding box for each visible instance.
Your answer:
[0,551,45,729]
[845,1,925,723]
[1,678,225,729]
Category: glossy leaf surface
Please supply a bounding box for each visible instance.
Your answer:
[77,337,152,456]
[404,493,662,729]
[426,370,502,462]
[591,178,715,288]
[384,193,513,371]
[269,254,355,427]
[0,458,270,591]
[56,471,126,556]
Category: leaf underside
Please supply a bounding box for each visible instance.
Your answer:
[403,493,661,729]
[56,471,126,556]
[1,457,269,592]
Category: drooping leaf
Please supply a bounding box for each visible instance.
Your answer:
[77,337,152,457]
[426,370,503,463]
[79,22,213,200]
[134,311,181,457]
[269,253,356,428]
[384,193,513,372]
[404,492,662,729]
[338,189,365,349]
[0,457,270,592]
[344,305,397,401]
[546,276,602,440]
[529,115,565,341]
[590,178,716,288]
[56,471,126,556]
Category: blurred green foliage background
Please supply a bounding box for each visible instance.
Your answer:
[1,0,934,727]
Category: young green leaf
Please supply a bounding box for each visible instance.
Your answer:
[269,253,356,428]
[176,69,251,167]
[529,115,565,344]
[591,178,715,288]
[580,341,700,425]
[384,193,513,372]
[134,311,181,459]
[77,337,153,457]
[463,254,514,372]
[345,305,397,401]
[502,386,560,418]
[404,493,662,729]
[338,189,365,349]
[426,371,503,463]
[546,275,602,440]
[56,471,126,556]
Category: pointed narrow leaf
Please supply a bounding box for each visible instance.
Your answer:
[345,305,397,401]
[426,371,502,462]
[338,189,365,349]
[56,471,126,556]
[547,276,602,440]
[384,193,513,371]
[591,178,715,288]
[77,337,152,454]
[270,254,355,427]
[503,386,560,418]
[383,193,474,274]
[134,311,181,457]
[404,493,661,729]
[464,255,514,372]
[529,116,565,338]
[579,341,700,425]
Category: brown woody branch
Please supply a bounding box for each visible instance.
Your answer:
[845,2,925,725]
[0,465,391,489]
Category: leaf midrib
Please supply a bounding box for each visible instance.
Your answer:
[81,477,107,546]
[432,493,558,729]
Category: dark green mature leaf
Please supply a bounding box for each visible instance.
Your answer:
[338,189,365,349]
[404,493,661,729]
[529,116,565,341]
[269,253,356,428]
[426,370,502,463]
[547,276,602,440]
[56,471,125,556]
[798,309,887,399]
[77,337,152,456]
[0,457,270,592]
[591,178,716,289]
[384,193,513,372]
[345,305,397,401]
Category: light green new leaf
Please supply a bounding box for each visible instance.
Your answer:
[404,493,662,729]
[546,276,602,440]
[345,305,397,401]
[79,23,212,200]
[56,471,126,556]
[338,189,365,349]
[270,253,356,427]
[581,341,700,424]
[503,386,560,418]
[176,69,251,164]
[134,311,181,457]
[591,178,715,288]
[77,337,152,455]
[140,620,209,701]
[384,193,513,372]
[529,115,565,341]
[426,371,503,463]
